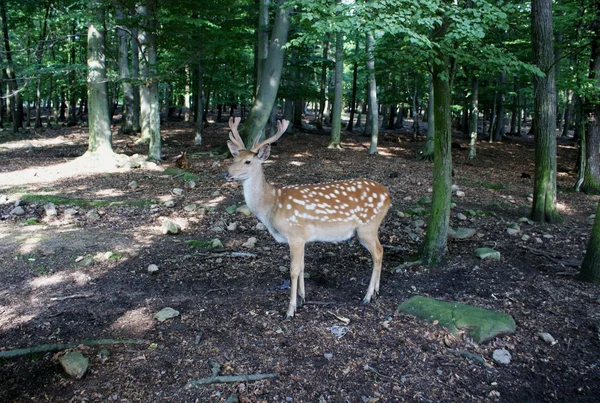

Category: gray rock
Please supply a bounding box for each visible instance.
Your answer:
[538,332,557,345]
[161,219,181,235]
[187,180,196,189]
[236,205,252,216]
[506,227,520,235]
[475,247,501,260]
[59,351,89,379]
[521,234,530,241]
[163,200,175,208]
[324,352,333,360]
[44,203,57,217]
[451,184,460,192]
[227,222,238,231]
[413,219,425,228]
[0,194,7,204]
[64,208,78,218]
[86,210,101,221]
[456,213,467,221]
[448,227,477,240]
[211,239,224,248]
[14,199,22,207]
[172,188,184,196]
[128,180,139,189]
[242,237,257,248]
[211,226,224,233]
[255,222,267,231]
[492,348,511,365]
[10,206,25,216]
[184,204,197,212]
[455,190,466,198]
[147,264,159,274]
[154,307,180,322]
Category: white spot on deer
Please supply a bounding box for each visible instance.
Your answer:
[286,204,292,210]
[293,198,306,205]
[306,203,316,210]
[278,203,283,209]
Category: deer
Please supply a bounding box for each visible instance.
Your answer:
[224,117,391,319]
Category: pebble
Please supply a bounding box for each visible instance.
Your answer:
[455,190,466,197]
[172,188,184,196]
[147,264,159,274]
[492,348,511,365]
[64,208,78,217]
[10,206,25,216]
[456,213,467,221]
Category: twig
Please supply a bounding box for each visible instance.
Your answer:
[196,252,257,259]
[202,288,227,297]
[50,293,94,301]
[187,360,277,387]
[382,244,409,252]
[521,245,581,268]
[393,260,423,273]
[0,339,147,359]
[303,301,335,306]
[364,364,395,380]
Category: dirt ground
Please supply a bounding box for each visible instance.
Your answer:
[1,116,599,403]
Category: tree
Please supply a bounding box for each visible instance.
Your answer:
[329,31,343,149]
[530,0,561,223]
[117,9,135,134]
[579,200,600,282]
[86,0,113,155]
[468,75,479,159]
[242,0,291,146]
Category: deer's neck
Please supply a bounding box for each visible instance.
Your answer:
[242,170,276,225]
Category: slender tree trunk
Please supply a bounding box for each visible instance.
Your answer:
[256,0,269,96]
[137,2,161,160]
[131,27,141,133]
[421,19,452,266]
[412,73,419,139]
[117,9,134,134]
[366,31,378,154]
[194,60,204,145]
[242,0,290,145]
[1,0,22,132]
[329,32,343,149]
[346,42,359,131]
[468,76,479,160]
[531,0,561,223]
[509,75,519,135]
[421,75,434,160]
[317,37,329,131]
[34,4,51,128]
[86,0,113,155]
[579,199,600,282]
[494,71,506,141]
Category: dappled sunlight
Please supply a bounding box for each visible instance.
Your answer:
[93,188,128,198]
[288,161,306,167]
[0,307,35,332]
[0,135,78,151]
[28,272,69,289]
[110,307,154,337]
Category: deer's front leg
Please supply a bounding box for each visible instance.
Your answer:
[286,240,306,319]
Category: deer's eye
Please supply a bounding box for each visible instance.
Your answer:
[244,160,251,165]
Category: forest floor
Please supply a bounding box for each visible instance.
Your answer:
[0,116,599,403]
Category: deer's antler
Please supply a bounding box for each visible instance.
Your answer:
[250,119,290,152]
[228,117,245,149]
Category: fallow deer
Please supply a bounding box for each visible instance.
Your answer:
[224,117,391,319]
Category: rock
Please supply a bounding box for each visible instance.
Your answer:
[78,257,94,267]
[0,194,7,204]
[161,219,181,235]
[64,208,78,218]
[184,204,197,212]
[518,217,534,225]
[187,180,196,189]
[211,239,224,248]
[451,184,460,192]
[128,180,138,189]
[236,205,252,216]
[506,226,520,235]
[417,196,432,205]
[211,226,224,233]
[211,190,220,197]
[456,213,467,221]
[475,247,501,260]
[14,199,23,206]
[493,348,511,365]
[163,200,175,208]
[279,266,288,273]
[59,351,89,379]
[147,264,159,274]
[227,222,238,231]
[324,352,333,360]
[242,237,257,248]
[86,210,101,221]
[538,332,557,345]
[448,227,476,240]
[542,234,553,239]
[521,234,530,241]
[455,190,466,198]
[397,296,516,343]
[172,188,184,196]
[154,307,180,322]
[44,203,57,217]
[396,211,405,218]
[255,222,266,231]
[10,206,25,216]
[534,237,543,244]
[413,219,425,228]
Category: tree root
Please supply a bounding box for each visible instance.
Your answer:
[0,339,147,359]
[187,360,277,387]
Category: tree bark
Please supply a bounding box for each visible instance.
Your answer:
[34,3,51,128]
[494,71,506,141]
[468,76,479,159]
[256,0,270,96]
[329,32,343,149]
[346,42,359,132]
[0,0,22,132]
[421,75,434,160]
[317,37,329,131]
[86,0,113,154]
[131,27,141,133]
[420,19,452,266]
[579,200,600,282]
[242,0,291,146]
[366,31,378,154]
[117,9,134,134]
[194,60,204,145]
[530,0,561,223]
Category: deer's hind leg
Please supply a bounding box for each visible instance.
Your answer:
[356,225,384,304]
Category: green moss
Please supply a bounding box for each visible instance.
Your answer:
[21,194,155,208]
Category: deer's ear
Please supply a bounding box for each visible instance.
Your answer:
[227,140,241,157]
[256,144,271,161]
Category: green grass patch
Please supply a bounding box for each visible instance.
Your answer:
[19,218,40,226]
[162,167,200,182]
[21,194,156,208]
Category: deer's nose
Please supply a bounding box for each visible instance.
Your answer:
[223,171,233,181]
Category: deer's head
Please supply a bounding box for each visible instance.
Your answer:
[224,117,289,182]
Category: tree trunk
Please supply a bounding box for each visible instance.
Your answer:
[421,75,434,160]
[34,4,51,128]
[494,71,506,141]
[579,200,600,282]
[131,27,141,133]
[346,42,359,132]
[468,76,479,160]
[256,0,269,96]
[242,0,291,146]
[366,31,378,154]
[509,75,519,135]
[317,37,329,131]
[329,32,343,149]
[531,0,561,223]
[194,60,204,145]
[86,0,113,154]
[117,9,134,134]
[412,73,419,139]
[1,0,22,132]
[421,19,452,267]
